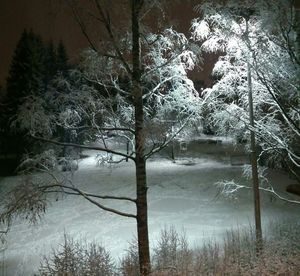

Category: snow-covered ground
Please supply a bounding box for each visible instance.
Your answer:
[1,147,300,275]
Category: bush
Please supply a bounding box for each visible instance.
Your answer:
[149,222,300,275]
[152,226,193,275]
[38,234,116,276]
[119,240,139,276]
[39,221,300,275]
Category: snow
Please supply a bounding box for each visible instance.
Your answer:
[1,149,300,275]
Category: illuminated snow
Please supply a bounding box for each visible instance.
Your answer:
[1,147,299,275]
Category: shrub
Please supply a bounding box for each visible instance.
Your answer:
[119,239,139,276]
[39,221,300,275]
[39,234,116,276]
[152,226,193,275]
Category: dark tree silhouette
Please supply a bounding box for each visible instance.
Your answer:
[1,30,45,157]
[0,30,70,162]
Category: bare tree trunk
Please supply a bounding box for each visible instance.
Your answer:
[246,18,263,254]
[131,0,151,275]
[135,156,150,275]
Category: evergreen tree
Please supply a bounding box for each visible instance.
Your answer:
[0,85,5,150]
[0,85,4,102]
[5,30,45,119]
[56,40,69,76]
[43,41,57,91]
[0,30,71,161]
[1,29,45,156]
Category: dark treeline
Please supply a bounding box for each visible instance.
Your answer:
[0,29,70,174]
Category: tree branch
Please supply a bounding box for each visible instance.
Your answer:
[69,187,136,218]
[247,185,300,205]
[217,180,300,205]
[0,226,9,235]
[142,47,185,79]
[31,134,135,161]
[253,61,300,135]
[63,125,135,134]
[144,113,195,159]
[41,167,137,218]
[42,184,136,203]
[94,0,132,75]
[66,0,98,52]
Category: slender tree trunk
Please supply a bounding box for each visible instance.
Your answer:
[131,0,151,275]
[246,18,263,254]
[135,155,150,275]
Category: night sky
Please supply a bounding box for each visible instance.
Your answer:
[1,1,300,91]
[0,0,86,86]
[0,0,218,94]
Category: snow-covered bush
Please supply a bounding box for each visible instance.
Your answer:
[119,239,140,276]
[35,222,300,275]
[39,234,116,276]
[153,226,193,274]
[119,223,300,275]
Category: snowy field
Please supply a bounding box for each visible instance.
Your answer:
[1,144,300,275]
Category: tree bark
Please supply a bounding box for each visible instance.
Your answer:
[246,18,263,254]
[131,0,151,275]
[135,156,150,275]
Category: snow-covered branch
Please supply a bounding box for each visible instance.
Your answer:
[216,179,300,205]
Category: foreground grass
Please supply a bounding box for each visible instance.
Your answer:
[38,220,300,275]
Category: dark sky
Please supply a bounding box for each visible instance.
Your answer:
[0,0,215,90]
[0,0,87,86]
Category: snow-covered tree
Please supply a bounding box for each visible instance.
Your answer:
[191,0,300,183]
[0,1,201,274]
[191,0,300,252]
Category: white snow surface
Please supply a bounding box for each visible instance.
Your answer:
[1,149,300,275]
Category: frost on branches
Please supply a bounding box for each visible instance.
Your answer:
[13,27,201,162]
[0,18,202,238]
[79,27,200,156]
[191,0,300,183]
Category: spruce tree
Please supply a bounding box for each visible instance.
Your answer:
[56,40,69,76]
[5,30,45,116]
[43,41,57,91]
[0,30,72,164]
[2,29,45,156]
